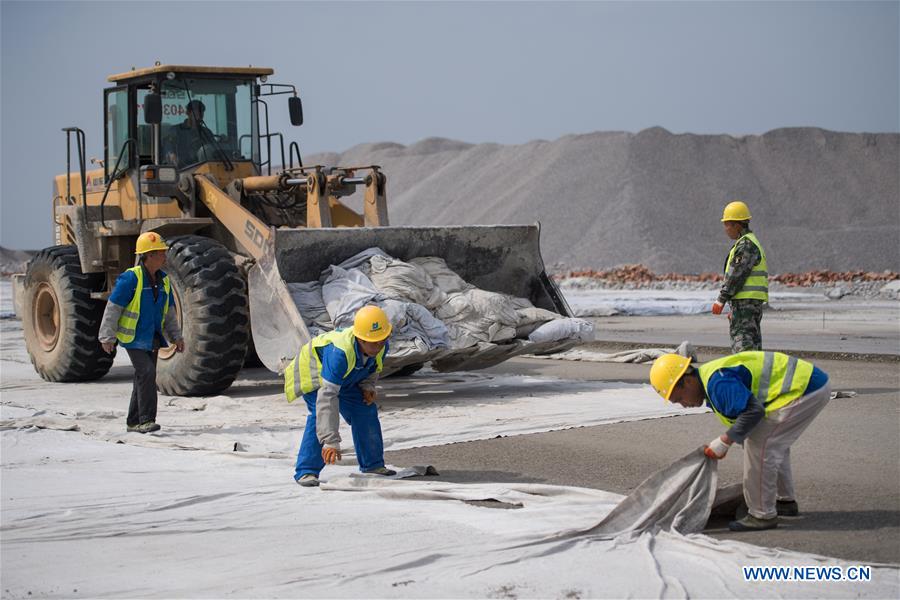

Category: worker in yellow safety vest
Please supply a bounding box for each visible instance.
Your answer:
[99,232,184,434]
[712,201,768,352]
[650,351,831,531]
[285,305,396,487]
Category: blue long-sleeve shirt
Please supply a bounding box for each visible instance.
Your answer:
[312,336,390,447]
[106,266,177,351]
[705,365,828,442]
[318,337,390,389]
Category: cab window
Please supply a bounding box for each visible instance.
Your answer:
[104,87,130,179]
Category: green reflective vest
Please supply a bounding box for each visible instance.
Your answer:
[284,328,386,403]
[726,231,769,302]
[698,351,814,426]
[115,266,171,344]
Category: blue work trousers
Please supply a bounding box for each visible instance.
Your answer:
[294,386,386,480]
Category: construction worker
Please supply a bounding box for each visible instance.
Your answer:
[285,305,397,487]
[712,200,768,352]
[99,232,184,433]
[649,351,830,531]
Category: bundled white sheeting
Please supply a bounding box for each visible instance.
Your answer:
[436,288,520,346]
[286,281,332,335]
[334,246,391,274]
[321,265,385,328]
[369,254,446,309]
[319,257,450,353]
[528,316,595,343]
[304,249,593,351]
[380,299,450,357]
[529,341,698,364]
[409,255,473,294]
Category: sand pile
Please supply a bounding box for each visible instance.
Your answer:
[308,127,899,274]
[0,247,35,276]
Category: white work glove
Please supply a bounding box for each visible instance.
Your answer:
[704,435,731,460]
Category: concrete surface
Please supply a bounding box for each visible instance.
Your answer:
[386,353,900,565]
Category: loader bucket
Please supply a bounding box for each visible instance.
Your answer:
[249,224,577,374]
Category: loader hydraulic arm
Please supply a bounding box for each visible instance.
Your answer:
[194,174,271,260]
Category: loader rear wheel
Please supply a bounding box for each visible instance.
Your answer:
[156,236,250,396]
[22,245,113,381]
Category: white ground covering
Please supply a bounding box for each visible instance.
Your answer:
[3,279,898,597]
[562,287,839,317]
[3,428,897,599]
[1,299,702,458]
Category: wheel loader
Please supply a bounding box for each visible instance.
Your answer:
[11,64,577,396]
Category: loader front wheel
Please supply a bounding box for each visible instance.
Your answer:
[22,245,113,381]
[156,236,249,396]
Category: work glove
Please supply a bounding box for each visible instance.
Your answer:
[704,435,731,460]
[363,388,377,405]
[321,445,341,464]
[711,302,725,315]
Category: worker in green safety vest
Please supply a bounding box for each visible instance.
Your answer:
[285,305,396,487]
[650,351,831,532]
[712,200,768,352]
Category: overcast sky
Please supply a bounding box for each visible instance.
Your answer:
[1,1,898,249]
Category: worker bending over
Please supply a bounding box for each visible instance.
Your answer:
[285,305,397,487]
[650,351,830,531]
[713,200,768,351]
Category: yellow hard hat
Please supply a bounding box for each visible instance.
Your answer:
[649,353,692,401]
[135,231,168,254]
[353,305,392,342]
[721,200,751,222]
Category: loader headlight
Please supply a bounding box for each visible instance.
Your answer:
[157,167,177,182]
[140,164,180,199]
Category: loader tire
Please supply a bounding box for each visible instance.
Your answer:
[22,245,113,382]
[156,236,249,396]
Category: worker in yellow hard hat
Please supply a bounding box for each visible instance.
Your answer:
[98,231,184,434]
[649,351,831,532]
[713,200,768,352]
[284,305,396,487]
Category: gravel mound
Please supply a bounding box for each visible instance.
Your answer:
[0,247,35,276]
[308,127,899,274]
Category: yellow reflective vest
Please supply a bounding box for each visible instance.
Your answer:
[726,231,769,302]
[284,328,385,403]
[698,351,814,426]
[115,266,171,344]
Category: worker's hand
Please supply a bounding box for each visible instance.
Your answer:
[321,445,341,464]
[704,434,732,460]
[174,339,185,353]
[711,302,725,315]
[362,388,377,405]
[101,341,116,354]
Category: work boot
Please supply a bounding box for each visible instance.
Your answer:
[777,500,800,517]
[364,467,397,477]
[136,422,161,434]
[296,474,319,487]
[729,514,779,532]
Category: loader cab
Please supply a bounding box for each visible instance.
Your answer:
[105,65,300,180]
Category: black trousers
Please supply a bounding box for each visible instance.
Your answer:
[126,348,159,426]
